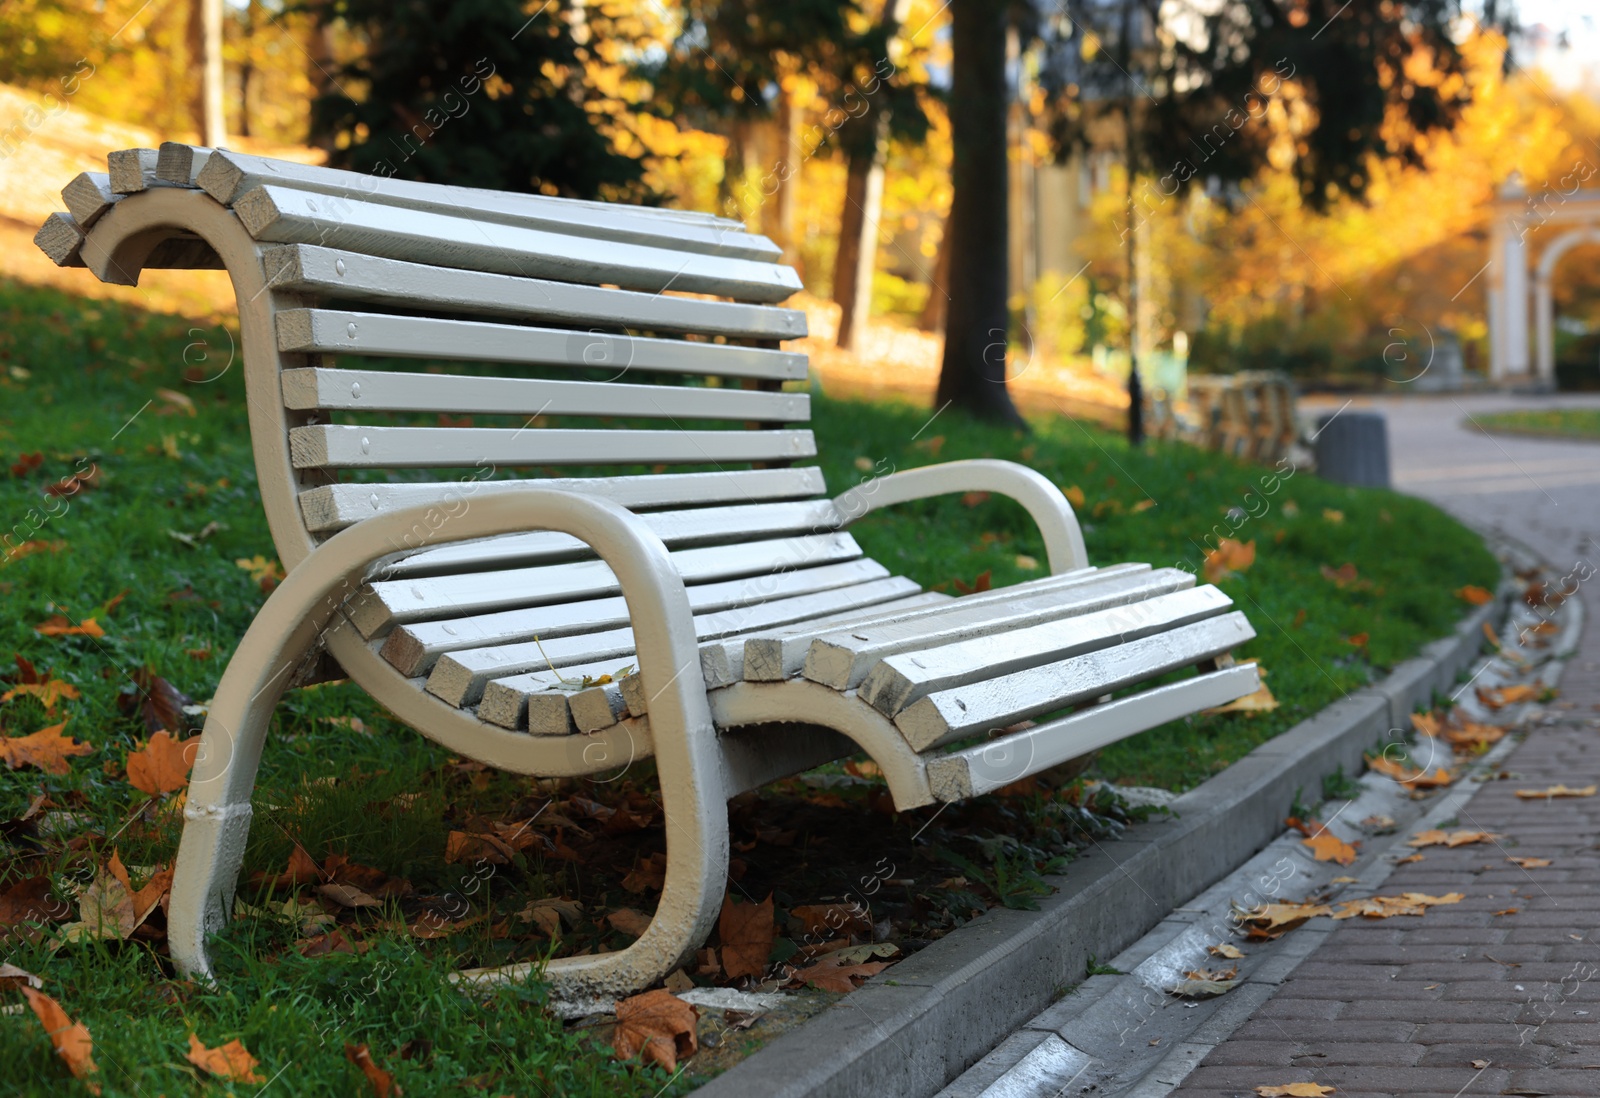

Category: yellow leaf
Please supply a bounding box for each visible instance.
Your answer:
[1208,943,1245,959]
[186,1034,265,1083]
[1302,833,1359,866]
[1205,680,1278,715]
[0,721,94,774]
[1508,856,1553,868]
[1063,485,1086,509]
[1408,830,1496,848]
[33,616,104,638]
[1321,509,1344,524]
[1256,1085,1336,1097]
[1203,538,1256,583]
[1454,584,1493,605]
[1515,784,1596,800]
[1132,498,1157,512]
[155,388,196,416]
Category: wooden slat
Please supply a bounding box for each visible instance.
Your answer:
[348,531,863,638]
[897,614,1257,750]
[107,148,167,194]
[233,185,801,302]
[924,665,1261,801]
[61,173,118,230]
[264,246,807,339]
[296,466,827,533]
[474,575,920,727]
[720,591,951,688]
[859,585,1238,717]
[196,149,760,254]
[289,424,815,471]
[801,563,1160,690]
[433,574,918,707]
[382,558,889,677]
[34,214,85,267]
[155,142,212,185]
[385,499,840,579]
[275,309,807,381]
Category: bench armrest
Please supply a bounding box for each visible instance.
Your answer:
[830,458,1088,574]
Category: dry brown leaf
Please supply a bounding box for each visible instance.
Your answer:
[125,730,200,795]
[1365,754,1455,788]
[345,1043,399,1097]
[1395,853,1424,865]
[793,950,891,993]
[1411,712,1442,737]
[1302,833,1359,866]
[0,962,42,989]
[1493,908,1519,916]
[791,902,873,940]
[1,676,80,710]
[33,616,104,638]
[0,721,93,774]
[21,987,100,1093]
[443,830,517,865]
[516,897,582,936]
[1063,485,1086,509]
[187,1033,265,1084]
[1333,892,1463,920]
[1482,621,1501,649]
[316,882,382,909]
[612,989,698,1071]
[1204,538,1256,583]
[622,851,668,893]
[1321,562,1361,588]
[607,908,653,938]
[719,893,775,980]
[1208,943,1245,960]
[1477,683,1540,710]
[1444,721,1506,752]
[235,555,286,592]
[72,855,138,940]
[117,667,194,737]
[298,928,366,956]
[1515,785,1596,800]
[1455,585,1493,605]
[1235,901,1333,940]
[1508,856,1553,868]
[1206,679,1278,715]
[1169,974,1240,999]
[1256,1085,1336,1097]
[1408,830,1497,849]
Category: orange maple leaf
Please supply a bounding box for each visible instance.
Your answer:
[1454,585,1493,605]
[1302,833,1359,866]
[612,989,698,1071]
[793,950,891,993]
[33,616,104,638]
[21,988,100,1094]
[186,1033,265,1083]
[1203,538,1256,583]
[125,730,200,795]
[345,1043,398,1098]
[0,722,93,774]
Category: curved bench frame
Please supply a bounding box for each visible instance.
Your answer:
[81,186,1097,1001]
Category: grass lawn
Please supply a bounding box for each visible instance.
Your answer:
[1471,407,1600,442]
[0,277,1496,1094]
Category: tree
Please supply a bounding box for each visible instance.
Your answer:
[938,0,1517,426]
[305,0,649,198]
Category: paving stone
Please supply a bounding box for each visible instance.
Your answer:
[1414,1042,1555,1067]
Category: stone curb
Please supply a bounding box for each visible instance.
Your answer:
[690,587,1510,1098]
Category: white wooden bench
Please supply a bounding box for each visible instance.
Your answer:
[36,145,1261,1002]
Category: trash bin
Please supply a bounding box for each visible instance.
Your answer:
[1314,411,1390,488]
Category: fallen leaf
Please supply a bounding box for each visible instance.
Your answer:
[1365,754,1455,788]
[1015,553,1039,571]
[719,893,775,980]
[20,988,100,1093]
[1345,632,1369,648]
[1169,975,1240,999]
[1411,712,1442,737]
[612,989,697,1071]
[516,897,582,936]
[1508,857,1553,868]
[0,961,42,989]
[1333,892,1464,919]
[1205,679,1278,714]
[298,928,365,956]
[1203,538,1256,583]
[607,908,653,938]
[1,673,80,710]
[1493,908,1519,916]
[1515,785,1596,800]
[187,1033,264,1084]
[960,491,990,507]
[953,570,993,595]
[1234,901,1333,939]
[1302,833,1359,866]
[1455,585,1493,605]
[1477,684,1540,710]
[316,882,382,909]
[117,667,194,736]
[791,902,873,941]
[156,387,197,416]
[235,554,286,591]
[1482,622,1501,649]
[443,830,517,865]
[0,721,93,774]
[33,615,104,638]
[1133,498,1157,512]
[1256,1085,1335,1097]
[1408,830,1497,849]
[9,451,44,477]
[344,1043,398,1097]
[1469,1057,1491,1068]
[793,950,891,993]
[1063,485,1086,509]
[1208,943,1245,960]
[622,851,668,893]
[2,539,67,566]
[829,942,899,964]
[1395,853,1424,865]
[1321,508,1344,524]
[0,876,72,939]
[1320,563,1364,590]
[125,730,200,795]
[1360,815,1397,833]
[1444,720,1505,752]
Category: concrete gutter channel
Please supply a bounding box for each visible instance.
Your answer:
[692,566,1521,1098]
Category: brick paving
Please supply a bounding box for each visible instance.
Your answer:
[1172,654,1600,1097]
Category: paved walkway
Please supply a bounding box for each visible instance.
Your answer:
[1170,393,1600,1097]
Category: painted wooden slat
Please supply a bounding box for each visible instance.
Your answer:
[735,591,948,685]
[296,466,827,533]
[382,558,888,677]
[387,499,840,578]
[924,665,1261,801]
[471,653,641,733]
[433,574,916,707]
[349,531,862,637]
[107,148,167,194]
[275,309,807,381]
[281,368,811,423]
[34,214,85,267]
[263,245,807,340]
[802,563,1161,690]
[476,575,922,729]
[197,149,759,253]
[61,173,118,230]
[289,424,816,471]
[233,185,801,302]
[897,613,1257,750]
[859,585,1237,717]
[155,142,212,185]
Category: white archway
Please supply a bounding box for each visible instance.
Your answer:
[1535,225,1600,383]
[1487,176,1600,386]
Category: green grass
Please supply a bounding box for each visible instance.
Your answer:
[1472,407,1600,441]
[0,277,1497,1093]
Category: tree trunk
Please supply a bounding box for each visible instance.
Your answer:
[832,140,886,350]
[917,210,952,332]
[772,84,801,267]
[189,0,226,146]
[238,0,255,139]
[935,0,1025,426]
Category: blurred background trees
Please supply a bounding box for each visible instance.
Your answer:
[3,0,1598,409]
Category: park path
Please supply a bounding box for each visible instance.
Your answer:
[1167,392,1600,1097]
